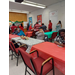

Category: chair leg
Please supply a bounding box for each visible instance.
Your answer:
[53,68,54,75]
[11,50,13,60]
[50,39,52,42]
[25,66,27,75]
[52,59,54,75]
[17,55,19,66]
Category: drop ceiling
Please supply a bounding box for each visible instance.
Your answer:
[9,0,64,13]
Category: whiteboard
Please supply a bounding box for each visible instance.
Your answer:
[50,11,58,31]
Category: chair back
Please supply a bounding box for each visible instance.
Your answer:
[19,49,34,72]
[51,32,58,39]
[9,41,16,52]
[44,35,49,41]
[44,30,49,32]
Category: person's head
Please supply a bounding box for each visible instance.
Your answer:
[42,23,44,25]
[12,23,15,26]
[39,27,43,31]
[59,29,65,38]
[49,20,51,23]
[58,21,61,24]
[17,28,21,33]
[31,24,32,26]
[36,22,38,24]
[21,23,23,27]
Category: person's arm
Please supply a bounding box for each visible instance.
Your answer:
[54,36,65,47]
[54,41,65,47]
[37,32,44,37]
[35,31,39,35]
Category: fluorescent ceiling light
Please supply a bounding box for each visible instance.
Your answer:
[21,2,46,8]
[9,0,46,9]
[9,0,15,2]
[9,9,29,14]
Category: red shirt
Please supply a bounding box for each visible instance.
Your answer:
[11,26,17,33]
[34,24,42,31]
[29,25,32,31]
[19,26,24,32]
[48,22,52,29]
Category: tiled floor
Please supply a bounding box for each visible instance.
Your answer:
[9,52,64,75]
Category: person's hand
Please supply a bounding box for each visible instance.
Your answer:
[59,43,65,47]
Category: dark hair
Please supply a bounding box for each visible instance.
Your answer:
[59,21,61,24]
[59,29,65,36]
[21,23,23,27]
[39,27,43,29]
[42,23,44,25]
[49,20,51,22]
[36,22,38,24]
[12,23,15,26]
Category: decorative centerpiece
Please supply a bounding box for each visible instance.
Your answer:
[20,35,28,40]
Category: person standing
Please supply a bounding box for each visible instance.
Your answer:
[19,23,24,32]
[31,22,42,37]
[41,23,47,31]
[48,20,52,31]
[34,22,42,32]
[56,21,62,32]
[27,23,29,31]
[11,23,17,33]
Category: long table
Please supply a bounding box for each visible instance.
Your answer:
[30,42,65,74]
[12,37,44,53]
[9,34,20,40]
[25,31,33,37]
[44,31,57,38]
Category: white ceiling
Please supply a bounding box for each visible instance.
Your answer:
[9,0,64,13]
[26,0,64,6]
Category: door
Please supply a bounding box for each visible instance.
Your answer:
[50,11,58,31]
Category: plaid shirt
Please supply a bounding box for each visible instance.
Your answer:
[54,36,65,44]
[34,24,42,31]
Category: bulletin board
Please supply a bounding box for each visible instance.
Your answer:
[37,15,42,24]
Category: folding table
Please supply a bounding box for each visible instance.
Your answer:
[12,37,44,53]
[44,31,58,38]
[30,42,65,74]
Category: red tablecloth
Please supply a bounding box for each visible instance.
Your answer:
[25,31,33,37]
[30,42,65,74]
[9,34,20,40]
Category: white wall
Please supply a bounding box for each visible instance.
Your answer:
[28,1,65,30]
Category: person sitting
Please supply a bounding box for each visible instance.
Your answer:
[12,28,18,35]
[35,27,44,40]
[17,28,25,36]
[54,29,65,47]
[29,24,33,31]
[11,23,17,33]
[41,23,47,31]
[19,23,24,32]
